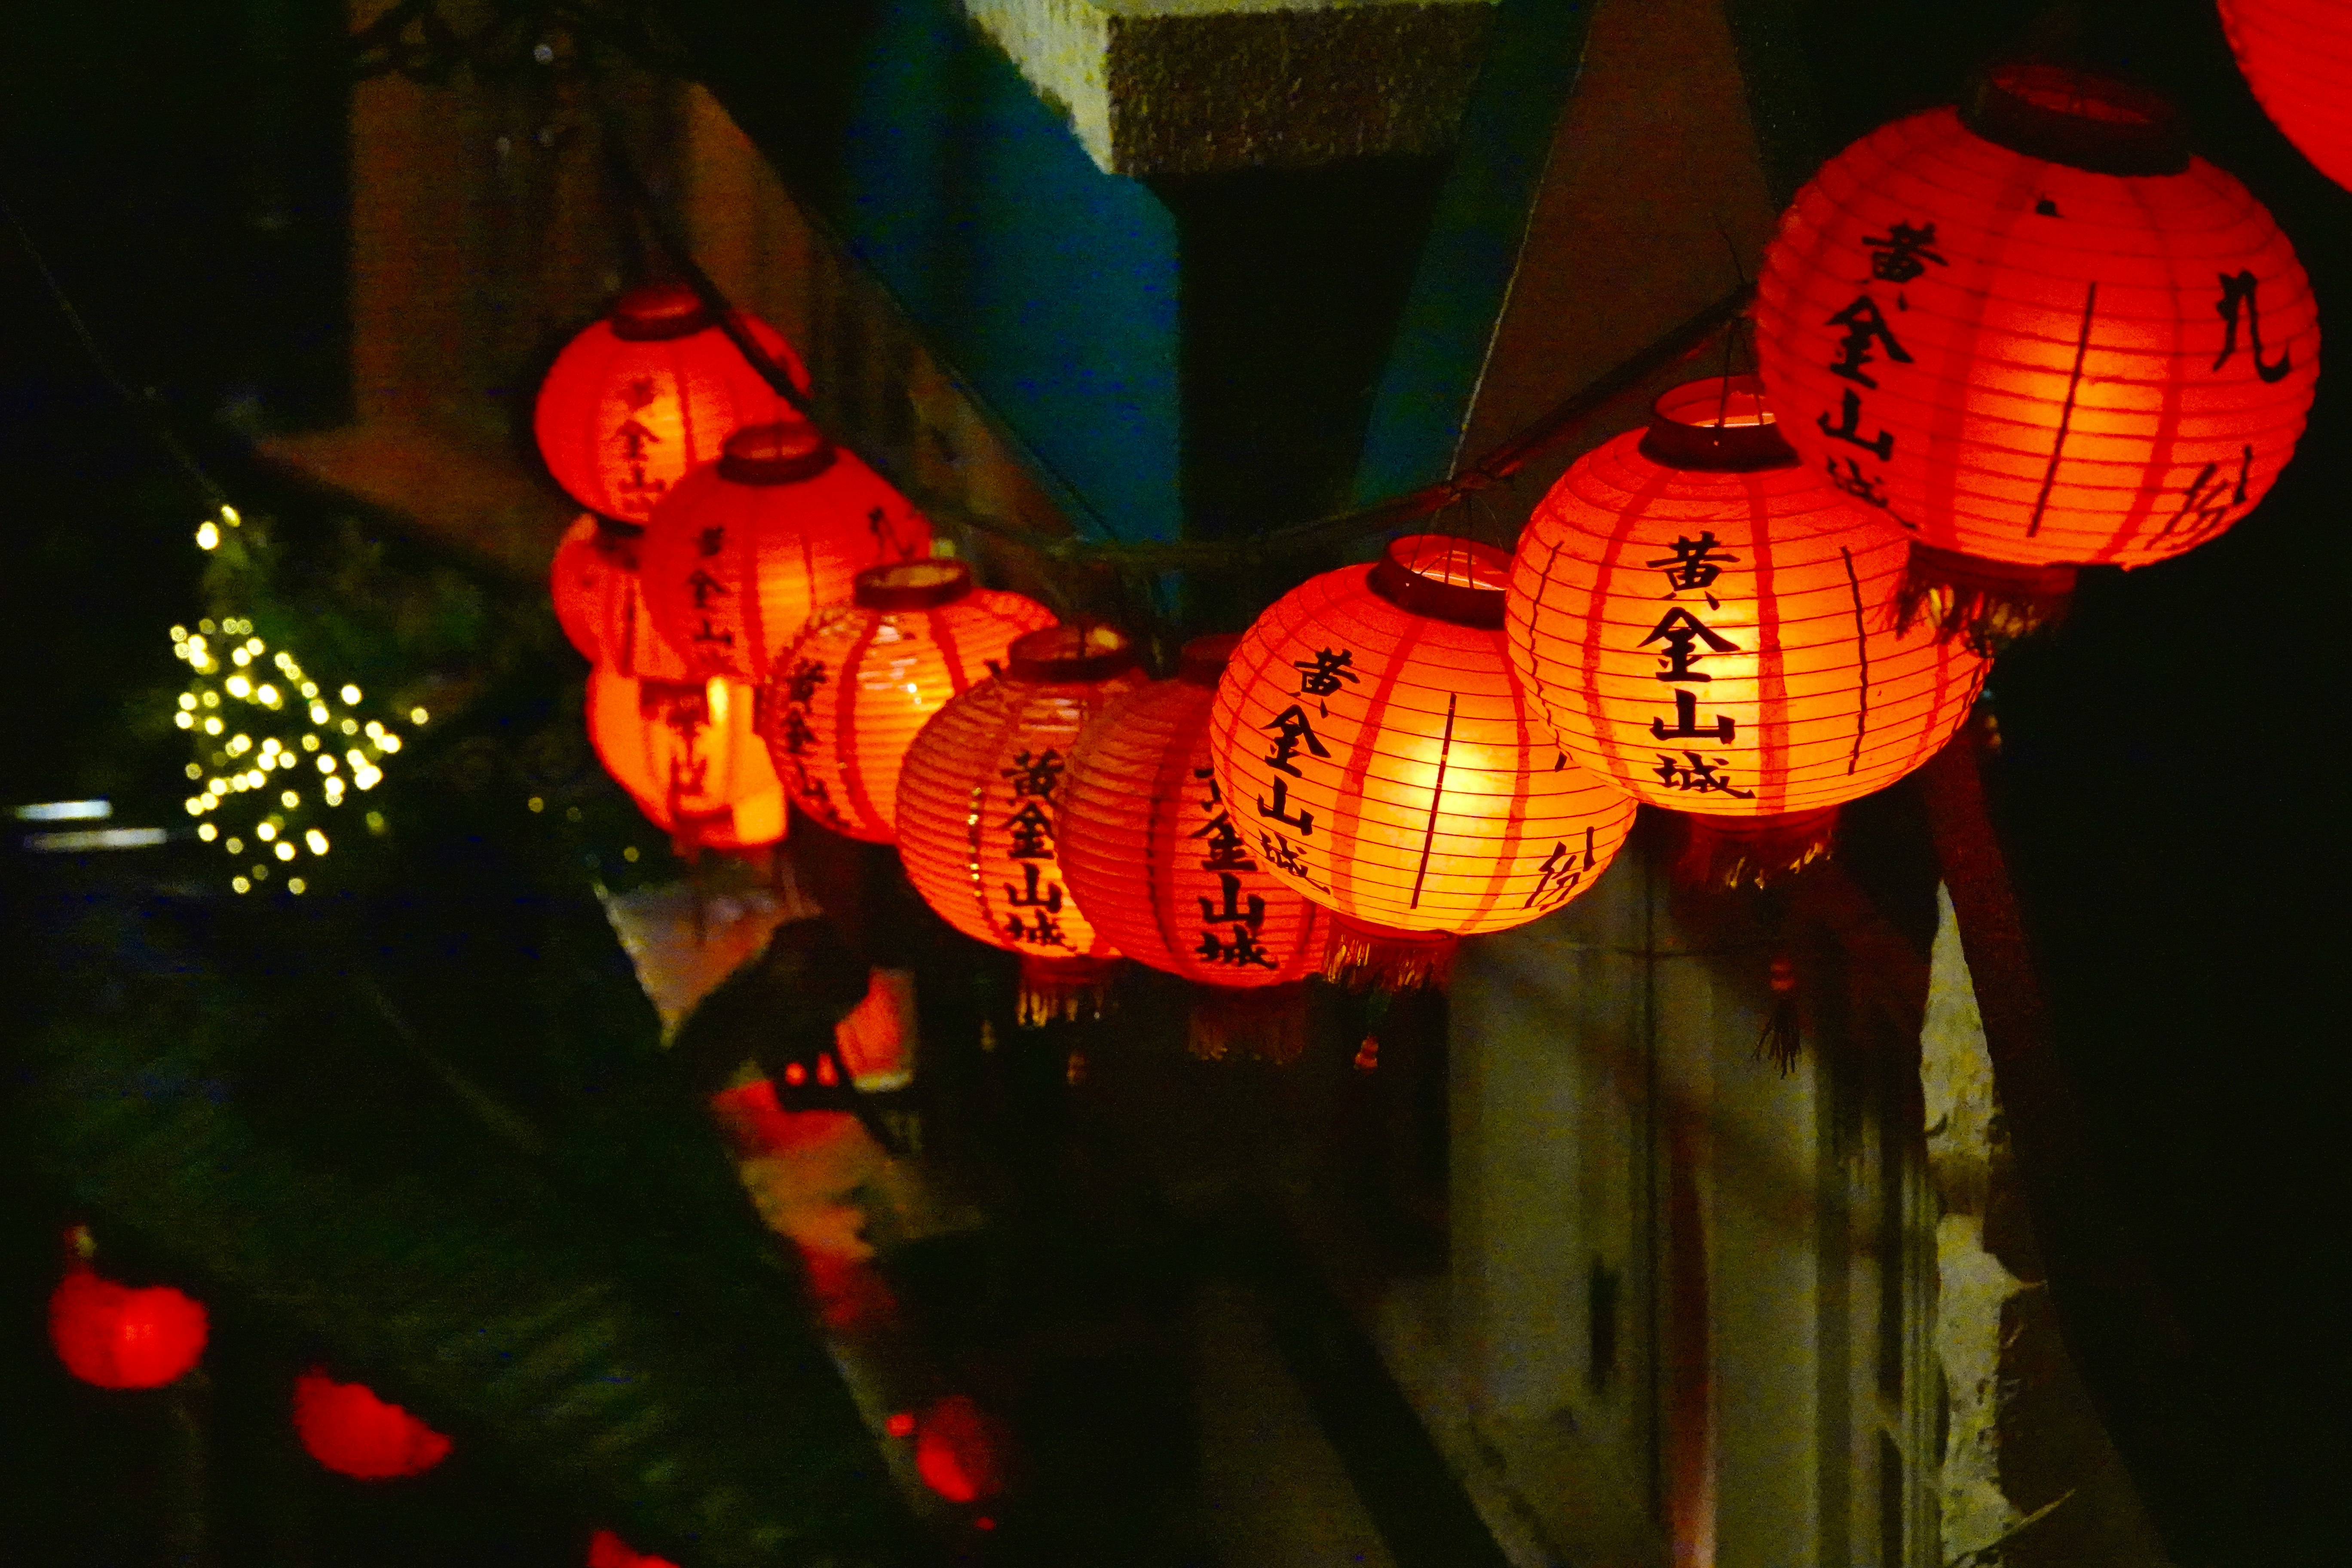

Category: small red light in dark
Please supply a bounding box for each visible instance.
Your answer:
[783,1062,807,1086]
[885,1411,916,1438]
[974,1516,995,1531]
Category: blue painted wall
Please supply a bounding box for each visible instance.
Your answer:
[833,0,1181,544]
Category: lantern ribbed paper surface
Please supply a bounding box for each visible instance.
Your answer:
[1755,63,2317,636]
[292,1369,452,1480]
[550,513,614,663]
[1210,536,1636,989]
[1506,376,1988,879]
[760,560,1056,844]
[639,420,931,684]
[2222,0,2352,193]
[533,282,810,524]
[895,622,1147,1023]
[587,668,785,853]
[1061,635,1325,1059]
[49,1268,208,1390]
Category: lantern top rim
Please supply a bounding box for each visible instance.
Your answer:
[854,558,972,610]
[717,420,837,485]
[1006,620,1138,683]
[1962,62,2189,176]
[1639,374,1798,471]
[608,282,718,341]
[1178,633,1242,686]
[1368,534,1510,628]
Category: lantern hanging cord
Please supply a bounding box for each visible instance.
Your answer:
[588,92,1752,573]
[0,185,237,520]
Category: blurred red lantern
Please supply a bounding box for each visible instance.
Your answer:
[587,1530,678,1568]
[1060,634,1325,1060]
[2222,0,2352,193]
[915,1395,1007,1504]
[638,419,931,685]
[49,1264,208,1390]
[1506,376,1988,885]
[761,560,1057,844]
[548,513,693,681]
[1755,62,2318,645]
[534,282,810,524]
[292,1369,452,1480]
[896,622,1147,1023]
[1210,536,1637,989]
[587,668,786,853]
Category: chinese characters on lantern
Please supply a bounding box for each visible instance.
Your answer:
[1637,542,1754,800]
[1253,652,1347,892]
[612,376,669,514]
[1188,767,1276,968]
[1000,748,1071,949]
[767,656,846,830]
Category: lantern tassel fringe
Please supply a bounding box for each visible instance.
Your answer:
[1323,920,1458,992]
[1017,955,1120,1029]
[1757,953,1802,1075]
[1893,544,2076,657]
[1188,983,1309,1064]
[1675,808,1840,891]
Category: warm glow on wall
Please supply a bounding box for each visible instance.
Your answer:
[759,560,1056,844]
[896,622,1147,1023]
[1507,376,1987,883]
[533,282,811,524]
[2221,0,2352,193]
[1060,635,1325,1059]
[1755,63,2318,640]
[587,668,786,854]
[1211,536,1637,989]
[637,420,931,685]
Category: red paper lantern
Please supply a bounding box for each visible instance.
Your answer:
[760,560,1057,844]
[896,622,1147,1023]
[1755,63,2318,643]
[550,513,612,663]
[548,512,694,681]
[915,1395,1007,1504]
[49,1265,208,1390]
[587,1530,679,1568]
[1506,376,1989,885]
[1059,634,1326,1060]
[638,419,932,684]
[587,668,786,853]
[292,1369,452,1480]
[2222,0,2352,193]
[1210,536,1638,989]
[534,282,810,524]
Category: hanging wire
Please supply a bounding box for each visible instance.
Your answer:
[1,187,236,518]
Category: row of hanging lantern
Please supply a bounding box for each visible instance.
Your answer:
[539,60,2317,1035]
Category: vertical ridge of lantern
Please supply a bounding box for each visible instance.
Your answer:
[760,561,1056,844]
[1212,535,1638,989]
[533,283,811,524]
[896,622,1148,1024]
[1505,375,1989,871]
[1755,62,2318,647]
[1060,635,1326,1037]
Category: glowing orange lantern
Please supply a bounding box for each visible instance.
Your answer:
[587,668,785,853]
[1755,62,2318,644]
[2222,0,2352,193]
[49,1265,208,1390]
[588,1530,678,1568]
[896,622,1146,1023]
[760,560,1057,844]
[292,1369,452,1480]
[1506,375,1989,885]
[550,513,616,664]
[534,282,809,524]
[637,419,932,684]
[1210,536,1637,989]
[1059,634,1326,1059]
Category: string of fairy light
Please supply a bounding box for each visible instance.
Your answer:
[171,503,429,894]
